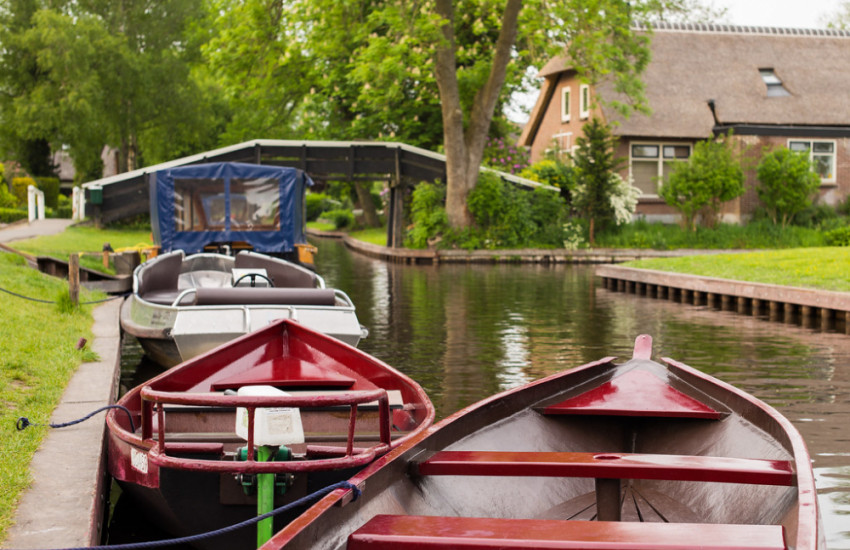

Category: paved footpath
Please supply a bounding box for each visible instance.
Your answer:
[2,219,123,547]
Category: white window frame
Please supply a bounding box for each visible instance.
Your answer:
[560,86,571,123]
[629,141,692,197]
[787,139,836,184]
[548,132,573,160]
[579,84,590,120]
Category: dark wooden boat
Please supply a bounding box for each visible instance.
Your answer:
[106,319,434,549]
[263,335,823,550]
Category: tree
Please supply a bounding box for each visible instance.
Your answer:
[756,147,821,227]
[571,118,624,244]
[659,135,744,231]
[0,0,216,179]
[821,1,850,29]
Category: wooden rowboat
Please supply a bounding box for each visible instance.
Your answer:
[262,334,823,550]
[106,319,434,549]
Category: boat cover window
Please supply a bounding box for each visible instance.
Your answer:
[231,178,280,230]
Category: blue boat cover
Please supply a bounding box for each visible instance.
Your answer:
[150,162,313,254]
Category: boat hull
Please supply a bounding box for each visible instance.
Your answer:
[264,337,823,550]
[107,319,434,550]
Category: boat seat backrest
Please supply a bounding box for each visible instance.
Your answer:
[235,252,318,288]
[347,515,787,550]
[137,251,183,298]
[193,287,336,306]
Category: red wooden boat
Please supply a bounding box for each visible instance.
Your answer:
[263,335,823,550]
[106,319,434,549]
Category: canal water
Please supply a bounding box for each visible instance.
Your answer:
[112,237,850,548]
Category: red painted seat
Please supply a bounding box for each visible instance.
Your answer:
[347,515,787,550]
[414,451,794,486]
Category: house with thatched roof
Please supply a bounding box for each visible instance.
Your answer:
[518,23,850,222]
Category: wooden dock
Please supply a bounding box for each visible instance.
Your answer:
[596,265,850,334]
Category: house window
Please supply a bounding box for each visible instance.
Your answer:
[630,142,691,196]
[561,86,571,123]
[760,68,790,97]
[547,132,573,159]
[580,84,590,120]
[789,140,836,183]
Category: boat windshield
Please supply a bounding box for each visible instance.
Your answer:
[174,177,280,232]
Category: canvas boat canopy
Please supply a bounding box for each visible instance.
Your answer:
[150,162,313,254]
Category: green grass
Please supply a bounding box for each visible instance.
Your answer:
[625,247,850,292]
[307,221,336,232]
[348,227,387,246]
[0,252,102,541]
[11,226,153,274]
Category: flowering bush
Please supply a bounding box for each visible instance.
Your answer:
[482,137,530,174]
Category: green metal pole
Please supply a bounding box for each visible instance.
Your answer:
[257,446,274,548]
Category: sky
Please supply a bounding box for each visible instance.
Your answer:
[719,0,846,28]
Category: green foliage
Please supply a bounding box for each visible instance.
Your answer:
[596,219,827,250]
[305,193,336,222]
[0,182,16,209]
[406,182,449,249]
[321,209,355,230]
[0,208,27,223]
[521,159,576,206]
[11,177,34,206]
[54,194,72,219]
[572,118,623,243]
[824,226,850,246]
[482,138,530,174]
[35,177,60,209]
[756,147,822,227]
[659,135,744,231]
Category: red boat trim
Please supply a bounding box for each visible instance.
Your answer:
[141,387,391,474]
[542,370,721,419]
[414,451,794,486]
[347,515,787,550]
[662,356,820,550]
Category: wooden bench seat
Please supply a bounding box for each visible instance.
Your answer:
[347,515,787,550]
[413,451,794,486]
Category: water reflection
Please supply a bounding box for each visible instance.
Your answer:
[313,237,850,549]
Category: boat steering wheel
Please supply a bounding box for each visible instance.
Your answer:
[232,273,275,288]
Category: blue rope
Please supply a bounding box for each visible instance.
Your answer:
[17,405,136,433]
[46,481,360,550]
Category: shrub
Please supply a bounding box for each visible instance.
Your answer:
[482,137,530,174]
[824,226,850,246]
[756,147,822,227]
[659,135,744,231]
[321,208,355,230]
[405,182,448,249]
[53,194,73,219]
[11,177,35,206]
[0,183,16,208]
[305,192,336,221]
[0,207,27,223]
[520,159,576,205]
[36,177,60,208]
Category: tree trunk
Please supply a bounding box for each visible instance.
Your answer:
[434,0,523,229]
[353,181,381,227]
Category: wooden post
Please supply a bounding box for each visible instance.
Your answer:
[69,254,80,306]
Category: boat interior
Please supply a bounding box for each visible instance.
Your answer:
[281,352,804,550]
[134,250,337,307]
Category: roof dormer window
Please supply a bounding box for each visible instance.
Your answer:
[759,68,790,97]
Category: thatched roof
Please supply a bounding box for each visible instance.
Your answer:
[534,23,850,139]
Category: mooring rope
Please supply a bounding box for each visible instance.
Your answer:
[0,285,129,304]
[16,405,136,433]
[33,481,360,550]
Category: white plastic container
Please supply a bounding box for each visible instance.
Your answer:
[235,385,305,446]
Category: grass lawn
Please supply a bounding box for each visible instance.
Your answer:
[11,226,154,274]
[624,247,850,292]
[0,252,102,542]
[348,227,387,246]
